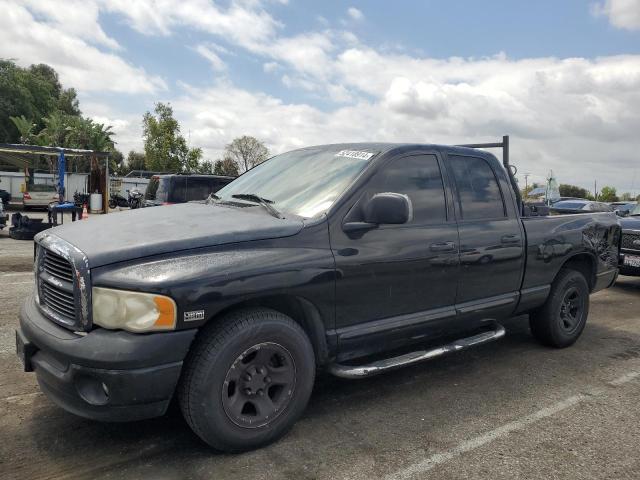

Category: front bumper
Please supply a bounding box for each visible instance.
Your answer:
[18,296,197,421]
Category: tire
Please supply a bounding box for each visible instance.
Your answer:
[530,268,590,348]
[178,307,315,452]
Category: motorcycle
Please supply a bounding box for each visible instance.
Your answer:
[127,188,144,209]
[73,191,91,208]
[108,191,129,209]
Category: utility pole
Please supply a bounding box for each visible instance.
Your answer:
[522,173,531,194]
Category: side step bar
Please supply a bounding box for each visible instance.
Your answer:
[328,323,506,379]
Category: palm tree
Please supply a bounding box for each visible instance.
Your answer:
[38,112,69,147]
[9,115,35,144]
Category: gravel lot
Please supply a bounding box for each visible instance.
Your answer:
[1,222,639,480]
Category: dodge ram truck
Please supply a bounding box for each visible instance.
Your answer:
[17,141,621,452]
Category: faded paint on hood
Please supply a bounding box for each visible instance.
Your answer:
[38,203,304,268]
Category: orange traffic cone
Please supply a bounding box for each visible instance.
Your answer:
[82,203,89,220]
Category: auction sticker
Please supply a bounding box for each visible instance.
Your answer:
[335,150,375,160]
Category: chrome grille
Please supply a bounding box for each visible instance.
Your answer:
[40,281,76,321]
[35,234,92,331]
[43,249,74,282]
[621,232,640,252]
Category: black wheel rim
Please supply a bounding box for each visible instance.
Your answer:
[558,286,584,334]
[222,342,296,428]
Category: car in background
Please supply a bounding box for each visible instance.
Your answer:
[609,201,637,216]
[22,184,58,210]
[619,203,640,276]
[550,199,613,214]
[144,174,235,207]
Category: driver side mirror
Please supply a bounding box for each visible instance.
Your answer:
[344,192,412,232]
[616,210,627,217]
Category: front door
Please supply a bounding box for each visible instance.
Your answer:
[330,152,460,360]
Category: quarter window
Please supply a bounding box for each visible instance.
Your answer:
[449,155,506,220]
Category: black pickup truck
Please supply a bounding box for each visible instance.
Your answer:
[17,141,620,452]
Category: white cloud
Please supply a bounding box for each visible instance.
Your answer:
[169,48,640,192]
[347,7,364,21]
[263,61,281,73]
[100,0,281,49]
[591,0,640,30]
[5,0,639,193]
[21,0,121,50]
[194,44,227,72]
[0,0,166,94]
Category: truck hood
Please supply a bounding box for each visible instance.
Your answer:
[619,216,640,231]
[43,203,304,268]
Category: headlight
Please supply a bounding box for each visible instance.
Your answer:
[92,287,177,333]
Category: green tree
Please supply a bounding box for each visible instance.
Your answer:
[197,160,214,174]
[38,111,70,147]
[0,59,82,142]
[599,186,618,202]
[213,157,240,176]
[9,115,35,144]
[559,184,590,199]
[142,103,201,172]
[620,192,633,201]
[125,151,147,173]
[224,135,269,173]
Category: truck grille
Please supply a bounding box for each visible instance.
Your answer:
[621,232,640,252]
[40,281,76,321]
[43,249,74,282]
[35,235,93,331]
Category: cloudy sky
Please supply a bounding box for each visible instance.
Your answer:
[2,0,640,193]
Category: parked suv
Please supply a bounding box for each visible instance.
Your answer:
[619,203,640,275]
[144,174,235,206]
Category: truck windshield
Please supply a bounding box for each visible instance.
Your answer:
[215,146,377,218]
[630,204,640,216]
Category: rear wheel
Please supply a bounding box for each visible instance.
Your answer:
[178,307,315,452]
[530,268,590,348]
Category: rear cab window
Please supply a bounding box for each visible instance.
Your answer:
[448,155,506,220]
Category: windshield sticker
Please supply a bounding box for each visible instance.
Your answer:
[335,150,375,160]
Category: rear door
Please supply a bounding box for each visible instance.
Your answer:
[446,153,525,319]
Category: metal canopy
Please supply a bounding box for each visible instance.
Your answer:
[0,143,110,157]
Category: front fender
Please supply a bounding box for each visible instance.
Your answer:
[91,242,336,332]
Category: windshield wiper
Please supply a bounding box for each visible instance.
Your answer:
[205,193,220,204]
[231,193,283,219]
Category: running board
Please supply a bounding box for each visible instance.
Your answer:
[328,323,506,379]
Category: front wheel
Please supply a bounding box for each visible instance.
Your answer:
[178,307,315,452]
[530,268,590,348]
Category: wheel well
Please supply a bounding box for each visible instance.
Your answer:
[207,296,330,365]
[560,254,596,291]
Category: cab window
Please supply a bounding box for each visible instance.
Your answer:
[449,155,506,220]
[368,154,447,224]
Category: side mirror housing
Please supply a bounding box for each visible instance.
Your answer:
[364,192,412,225]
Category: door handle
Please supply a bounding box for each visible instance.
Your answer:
[501,234,521,244]
[429,241,456,252]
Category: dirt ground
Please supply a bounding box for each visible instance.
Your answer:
[1,223,639,480]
